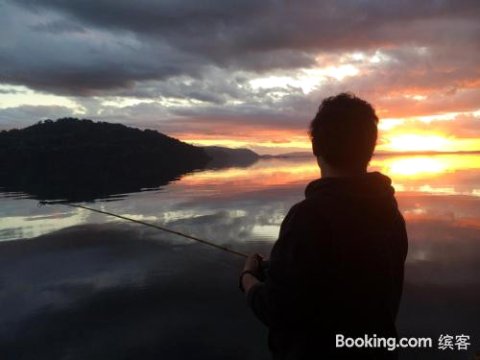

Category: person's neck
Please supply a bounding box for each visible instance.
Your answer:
[318,161,367,179]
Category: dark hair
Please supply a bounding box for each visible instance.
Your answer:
[309,93,378,170]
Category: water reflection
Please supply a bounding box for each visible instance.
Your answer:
[3,154,480,242]
[1,154,479,358]
[371,154,480,199]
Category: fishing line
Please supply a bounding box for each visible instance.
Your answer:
[54,203,249,258]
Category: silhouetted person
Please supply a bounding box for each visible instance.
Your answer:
[240,93,408,359]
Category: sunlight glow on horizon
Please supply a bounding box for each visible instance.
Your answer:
[385,134,452,152]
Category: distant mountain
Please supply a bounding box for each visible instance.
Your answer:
[0,118,257,201]
[203,146,259,168]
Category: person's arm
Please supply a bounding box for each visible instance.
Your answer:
[240,203,320,327]
[239,253,271,325]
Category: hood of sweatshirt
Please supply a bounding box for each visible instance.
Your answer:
[304,171,395,201]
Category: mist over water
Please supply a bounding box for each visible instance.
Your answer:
[1,154,479,359]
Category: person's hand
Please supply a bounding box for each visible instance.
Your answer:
[240,253,265,293]
[243,253,264,276]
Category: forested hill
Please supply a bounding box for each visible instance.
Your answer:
[0,118,209,170]
[0,118,261,201]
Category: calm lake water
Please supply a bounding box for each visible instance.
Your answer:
[1,154,479,359]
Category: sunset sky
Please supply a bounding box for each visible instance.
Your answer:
[0,0,479,154]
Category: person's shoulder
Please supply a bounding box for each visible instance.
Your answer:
[284,199,309,220]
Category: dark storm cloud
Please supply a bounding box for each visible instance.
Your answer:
[2,0,480,95]
[0,2,206,95]
[0,1,315,95]
[12,0,480,51]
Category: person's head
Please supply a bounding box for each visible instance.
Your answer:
[309,93,378,174]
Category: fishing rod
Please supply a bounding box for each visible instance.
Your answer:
[41,202,248,258]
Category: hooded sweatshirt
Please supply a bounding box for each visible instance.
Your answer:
[246,171,408,359]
